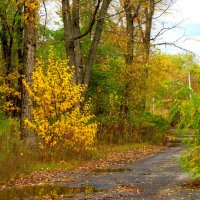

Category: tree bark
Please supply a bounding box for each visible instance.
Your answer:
[16,3,24,117]
[0,5,15,117]
[20,0,37,144]
[62,0,112,94]
[83,0,112,87]
[72,0,83,84]
[124,1,134,66]
[0,13,12,76]
[140,0,155,110]
[62,0,76,68]
[143,0,155,63]
[119,0,140,117]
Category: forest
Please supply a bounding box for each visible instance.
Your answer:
[1,0,200,197]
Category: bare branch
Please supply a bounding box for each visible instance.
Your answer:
[151,20,185,41]
[42,0,48,38]
[153,42,195,55]
[73,0,101,40]
[153,0,173,20]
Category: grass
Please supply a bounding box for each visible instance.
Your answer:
[88,143,147,160]
[0,116,13,157]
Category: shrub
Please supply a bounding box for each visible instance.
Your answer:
[170,85,200,176]
[132,111,169,143]
[23,50,98,152]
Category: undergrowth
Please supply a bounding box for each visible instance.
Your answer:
[0,114,164,183]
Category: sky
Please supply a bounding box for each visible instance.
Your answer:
[158,0,200,57]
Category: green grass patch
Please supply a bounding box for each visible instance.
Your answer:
[88,143,147,160]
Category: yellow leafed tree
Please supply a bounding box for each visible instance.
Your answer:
[23,50,98,151]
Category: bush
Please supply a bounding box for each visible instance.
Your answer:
[181,148,200,177]
[23,50,98,152]
[96,111,169,145]
[170,86,200,176]
[132,111,169,143]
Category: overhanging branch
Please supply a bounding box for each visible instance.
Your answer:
[73,0,101,40]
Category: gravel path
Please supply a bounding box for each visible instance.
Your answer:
[63,147,200,199]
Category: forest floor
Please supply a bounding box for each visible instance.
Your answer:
[0,145,200,199]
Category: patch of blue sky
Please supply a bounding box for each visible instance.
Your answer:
[157,0,200,58]
[184,24,200,37]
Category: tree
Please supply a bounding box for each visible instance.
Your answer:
[62,0,112,92]
[20,0,38,143]
[118,0,175,110]
[0,0,24,116]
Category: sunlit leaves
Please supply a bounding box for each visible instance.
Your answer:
[0,71,20,113]
[169,70,200,176]
[24,0,40,24]
[23,49,98,151]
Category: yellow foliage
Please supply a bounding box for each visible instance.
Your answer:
[0,71,20,113]
[24,0,40,24]
[23,50,98,151]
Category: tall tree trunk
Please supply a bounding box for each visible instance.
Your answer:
[119,0,139,117]
[0,7,14,117]
[124,0,134,66]
[62,0,76,68]
[16,2,24,117]
[0,12,12,77]
[62,0,83,83]
[83,0,112,87]
[140,0,155,110]
[144,0,154,63]
[62,0,112,95]
[20,0,37,144]
[72,0,83,84]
